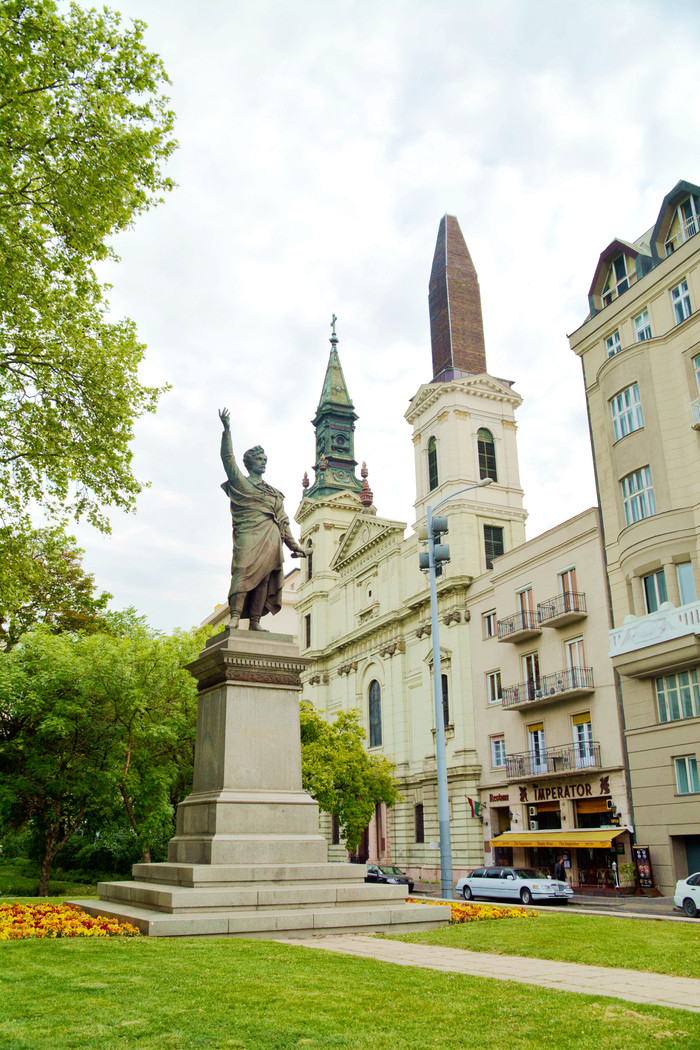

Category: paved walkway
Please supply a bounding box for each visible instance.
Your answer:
[287,935,700,1013]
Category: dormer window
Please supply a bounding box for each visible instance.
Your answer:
[665,196,700,255]
[602,254,631,307]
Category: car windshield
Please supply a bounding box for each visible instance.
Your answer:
[378,866,406,876]
[514,868,549,880]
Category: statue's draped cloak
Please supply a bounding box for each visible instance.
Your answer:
[221,433,287,618]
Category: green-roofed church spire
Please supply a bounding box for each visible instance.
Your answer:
[304,316,363,500]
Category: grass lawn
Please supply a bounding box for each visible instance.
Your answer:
[1,934,698,1050]
[394,909,700,978]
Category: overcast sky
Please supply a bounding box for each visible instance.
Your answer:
[71,0,700,631]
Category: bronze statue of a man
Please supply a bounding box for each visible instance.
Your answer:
[219,408,306,631]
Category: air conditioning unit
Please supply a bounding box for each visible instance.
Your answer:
[528,805,537,816]
[529,819,538,831]
[606,798,615,810]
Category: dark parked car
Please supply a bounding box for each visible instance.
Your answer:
[365,864,414,893]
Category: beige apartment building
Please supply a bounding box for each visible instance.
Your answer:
[468,508,632,890]
[569,180,700,890]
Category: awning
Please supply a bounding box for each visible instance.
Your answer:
[490,828,629,849]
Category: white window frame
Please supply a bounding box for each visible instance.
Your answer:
[642,569,668,613]
[693,354,700,396]
[656,669,700,723]
[671,279,692,324]
[483,610,497,639]
[487,670,502,704]
[610,383,644,441]
[621,466,656,525]
[634,309,652,342]
[491,736,506,768]
[572,713,594,770]
[606,330,622,358]
[566,637,586,669]
[674,755,700,795]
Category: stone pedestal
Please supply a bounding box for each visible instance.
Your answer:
[72,630,447,938]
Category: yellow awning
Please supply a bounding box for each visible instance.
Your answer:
[490,828,628,849]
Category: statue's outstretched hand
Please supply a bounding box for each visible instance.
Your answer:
[219,407,230,431]
[290,549,307,558]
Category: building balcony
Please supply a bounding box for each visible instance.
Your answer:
[537,592,587,628]
[497,611,541,643]
[502,667,595,710]
[664,215,700,255]
[609,600,700,677]
[505,742,602,781]
[691,398,700,430]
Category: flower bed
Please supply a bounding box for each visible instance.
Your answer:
[0,902,140,940]
[407,898,537,923]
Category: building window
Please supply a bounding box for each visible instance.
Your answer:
[693,354,700,396]
[667,197,700,254]
[610,384,644,441]
[656,669,700,723]
[491,736,506,769]
[606,331,622,357]
[484,525,504,569]
[483,610,497,638]
[621,466,656,525]
[304,614,311,650]
[487,670,502,705]
[368,680,382,748]
[671,280,692,324]
[674,756,700,795]
[634,309,652,342]
[518,587,535,628]
[559,567,577,606]
[572,712,594,769]
[477,428,498,482]
[528,721,546,775]
[602,254,630,306]
[306,541,313,580]
[566,636,586,669]
[441,673,450,728]
[523,652,540,702]
[677,562,697,605]
[643,569,668,613]
[415,803,425,843]
[427,436,438,491]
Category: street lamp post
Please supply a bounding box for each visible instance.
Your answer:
[421,477,493,899]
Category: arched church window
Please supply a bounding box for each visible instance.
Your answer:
[477,428,497,482]
[427,437,438,491]
[369,680,382,748]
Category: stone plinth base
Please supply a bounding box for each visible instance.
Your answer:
[72,631,447,937]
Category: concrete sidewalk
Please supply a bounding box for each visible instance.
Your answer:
[286,935,700,1013]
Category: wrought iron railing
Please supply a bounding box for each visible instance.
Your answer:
[537,592,587,623]
[502,667,594,709]
[664,215,700,255]
[505,741,601,779]
[497,610,540,639]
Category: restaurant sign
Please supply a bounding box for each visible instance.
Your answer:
[519,775,611,804]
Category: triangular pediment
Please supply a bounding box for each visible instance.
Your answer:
[405,373,521,423]
[295,490,363,524]
[331,513,406,571]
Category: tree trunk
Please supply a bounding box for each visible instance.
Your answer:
[38,842,56,897]
[141,844,151,864]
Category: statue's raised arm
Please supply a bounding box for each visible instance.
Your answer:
[218,407,305,632]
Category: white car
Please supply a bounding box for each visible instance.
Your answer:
[673,871,700,918]
[455,866,574,906]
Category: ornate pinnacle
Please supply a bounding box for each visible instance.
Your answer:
[302,471,309,490]
[361,461,368,479]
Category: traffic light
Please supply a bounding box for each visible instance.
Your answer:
[418,515,450,570]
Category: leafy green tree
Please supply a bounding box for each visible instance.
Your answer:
[0,0,175,529]
[0,623,204,893]
[299,701,401,852]
[0,521,111,649]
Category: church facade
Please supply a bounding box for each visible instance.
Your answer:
[294,216,633,886]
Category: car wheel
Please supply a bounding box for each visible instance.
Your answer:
[462,886,473,901]
[520,888,532,905]
[683,897,698,918]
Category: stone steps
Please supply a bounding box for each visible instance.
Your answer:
[71,898,447,938]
